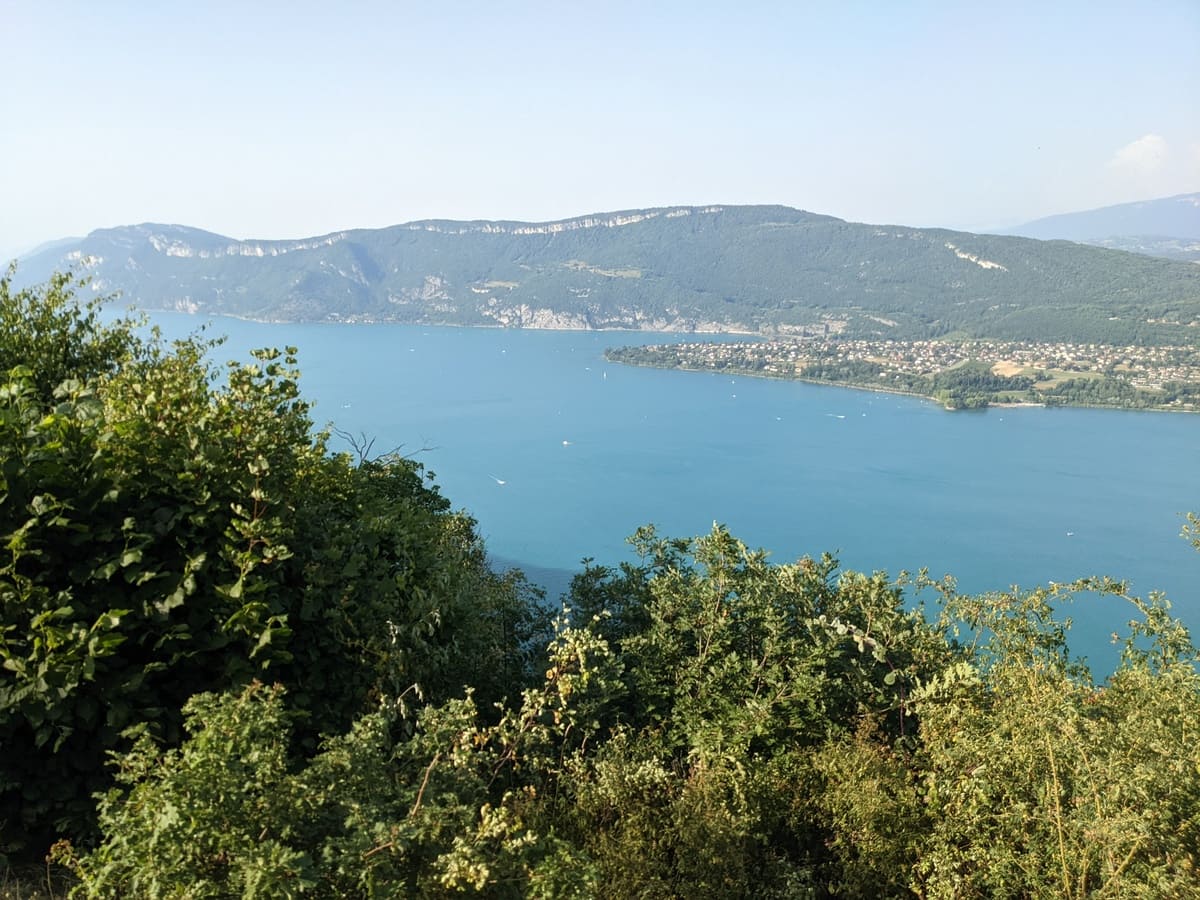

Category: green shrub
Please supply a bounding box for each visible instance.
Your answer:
[60,615,616,897]
[0,266,141,403]
[0,270,543,856]
[910,582,1200,898]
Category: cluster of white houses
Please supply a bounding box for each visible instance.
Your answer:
[650,338,1200,392]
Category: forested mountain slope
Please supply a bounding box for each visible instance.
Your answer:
[17,204,1200,344]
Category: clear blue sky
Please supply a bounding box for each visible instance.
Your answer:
[3,0,1198,258]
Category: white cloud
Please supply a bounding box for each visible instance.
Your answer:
[1108,133,1168,173]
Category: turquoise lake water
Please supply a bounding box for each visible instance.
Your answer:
[148,314,1200,672]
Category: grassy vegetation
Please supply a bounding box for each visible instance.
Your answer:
[0,865,69,900]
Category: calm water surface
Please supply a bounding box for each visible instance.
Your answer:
[151,315,1200,670]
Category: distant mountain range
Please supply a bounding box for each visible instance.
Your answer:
[1000,192,1200,262]
[15,204,1200,345]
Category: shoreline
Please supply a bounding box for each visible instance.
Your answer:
[129,305,766,337]
[606,357,1200,415]
[608,357,960,409]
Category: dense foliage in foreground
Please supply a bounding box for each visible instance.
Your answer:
[0,268,541,856]
[3,270,1199,897]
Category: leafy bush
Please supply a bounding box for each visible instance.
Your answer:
[908,581,1200,898]
[58,615,616,897]
[49,532,1200,898]
[0,266,141,402]
[0,270,543,856]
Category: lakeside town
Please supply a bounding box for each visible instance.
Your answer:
[605,337,1200,412]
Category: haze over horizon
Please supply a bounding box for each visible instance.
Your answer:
[3,1,1198,261]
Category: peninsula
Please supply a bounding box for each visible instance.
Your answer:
[605,337,1200,412]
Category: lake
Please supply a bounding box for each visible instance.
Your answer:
[148,314,1200,671]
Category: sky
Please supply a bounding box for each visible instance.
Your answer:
[2,0,1198,259]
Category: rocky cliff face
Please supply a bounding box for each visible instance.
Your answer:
[397,206,726,237]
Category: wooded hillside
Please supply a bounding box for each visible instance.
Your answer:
[16,206,1200,345]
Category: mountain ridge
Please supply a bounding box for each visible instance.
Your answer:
[1002,192,1200,240]
[999,192,1200,262]
[16,204,1200,345]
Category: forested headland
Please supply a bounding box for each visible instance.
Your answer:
[2,269,1198,898]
